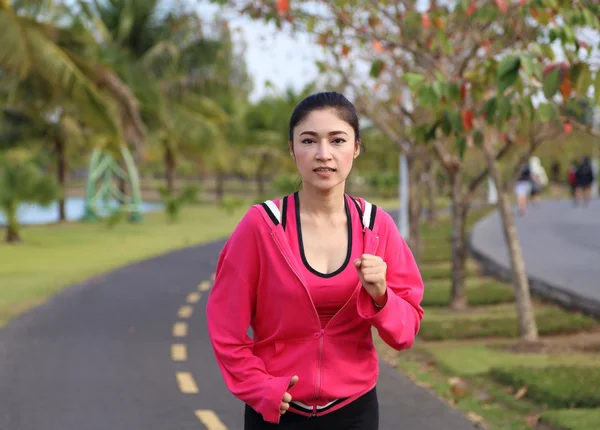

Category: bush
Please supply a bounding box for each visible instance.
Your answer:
[418,307,597,341]
[420,264,478,280]
[490,366,600,408]
[422,279,514,307]
[541,409,600,430]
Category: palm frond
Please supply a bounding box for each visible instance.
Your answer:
[0,9,32,78]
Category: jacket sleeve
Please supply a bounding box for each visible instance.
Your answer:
[206,208,293,424]
[356,211,424,351]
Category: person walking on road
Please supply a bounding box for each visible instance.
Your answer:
[515,162,533,216]
[574,156,595,207]
[206,92,425,430]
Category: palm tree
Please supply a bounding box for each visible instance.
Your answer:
[80,0,230,194]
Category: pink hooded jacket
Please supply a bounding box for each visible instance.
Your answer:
[206,196,424,424]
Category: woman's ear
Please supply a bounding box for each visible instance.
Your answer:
[289,141,295,159]
[354,140,361,158]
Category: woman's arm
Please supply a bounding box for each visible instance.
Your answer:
[206,208,294,424]
[356,211,425,351]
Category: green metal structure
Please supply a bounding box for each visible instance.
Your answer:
[81,145,143,223]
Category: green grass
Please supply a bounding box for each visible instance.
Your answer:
[419,304,598,340]
[540,409,600,430]
[423,278,514,307]
[0,203,249,327]
[421,342,600,375]
[490,366,600,408]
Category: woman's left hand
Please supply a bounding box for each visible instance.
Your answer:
[354,254,387,306]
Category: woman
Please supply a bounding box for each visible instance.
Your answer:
[514,162,532,216]
[575,156,595,206]
[206,92,424,429]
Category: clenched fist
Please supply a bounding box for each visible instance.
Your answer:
[354,254,387,306]
[280,375,298,415]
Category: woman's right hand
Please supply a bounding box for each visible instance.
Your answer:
[280,375,299,415]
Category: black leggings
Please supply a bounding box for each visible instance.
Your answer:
[244,387,379,430]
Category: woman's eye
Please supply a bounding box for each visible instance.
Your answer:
[332,138,346,144]
[301,139,314,144]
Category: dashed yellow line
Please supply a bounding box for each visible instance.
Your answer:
[171,344,187,361]
[186,292,201,304]
[198,280,211,291]
[176,372,199,393]
[178,305,194,319]
[173,322,188,337]
[195,410,228,430]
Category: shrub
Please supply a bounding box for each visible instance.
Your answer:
[422,279,514,307]
[490,366,600,408]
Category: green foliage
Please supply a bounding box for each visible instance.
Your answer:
[271,173,301,196]
[490,366,600,408]
[157,184,200,222]
[423,279,514,307]
[541,409,600,430]
[0,149,59,242]
[367,171,397,198]
[219,196,246,215]
[419,307,597,341]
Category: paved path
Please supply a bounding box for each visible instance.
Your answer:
[471,199,600,315]
[0,237,477,430]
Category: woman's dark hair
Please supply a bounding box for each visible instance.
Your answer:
[288,92,362,147]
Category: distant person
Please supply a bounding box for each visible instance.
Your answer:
[567,160,578,203]
[206,91,425,430]
[574,156,595,207]
[515,162,532,216]
[550,161,561,198]
[528,156,547,205]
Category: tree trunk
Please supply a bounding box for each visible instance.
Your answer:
[164,146,176,195]
[5,207,20,243]
[407,153,422,262]
[482,138,539,342]
[449,172,469,310]
[255,153,269,197]
[215,172,225,203]
[424,159,438,225]
[55,137,67,222]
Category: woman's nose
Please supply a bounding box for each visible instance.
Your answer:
[316,142,331,159]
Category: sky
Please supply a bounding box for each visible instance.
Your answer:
[197,3,323,102]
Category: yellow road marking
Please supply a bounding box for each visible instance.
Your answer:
[198,281,211,291]
[173,322,188,337]
[178,305,194,319]
[171,344,187,361]
[195,410,227,430]
[186,292,201,304]
[176,372,199,393]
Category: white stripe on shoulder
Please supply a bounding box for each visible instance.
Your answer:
[264,200,281,224]
[362,200,372,229]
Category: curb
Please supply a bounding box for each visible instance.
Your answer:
[468,210,600,321]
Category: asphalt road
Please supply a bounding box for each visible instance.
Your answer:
[471,198,600,306]
[0,234,477,430]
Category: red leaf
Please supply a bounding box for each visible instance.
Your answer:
[341,45,350,57]
[520,0,526,5]
[467,3,477,16]
[422,13,432,29]
[560,76,573,98]
[276,0,290,15]
[496,0,508,13]
[462,110,475,131]
[483,39,492,56]
[563,122,572,134]
[372,39,384,53]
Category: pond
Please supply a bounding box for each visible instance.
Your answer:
[0,197,163,226]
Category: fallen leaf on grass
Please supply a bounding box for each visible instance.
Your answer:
[467,411,485,424]
[448,377,469,399]
[514,386,528,400]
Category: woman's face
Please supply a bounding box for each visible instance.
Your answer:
[290,109,360,193]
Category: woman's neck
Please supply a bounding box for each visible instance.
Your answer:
[297,184,346,220]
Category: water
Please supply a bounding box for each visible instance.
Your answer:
[0,197,163,225]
